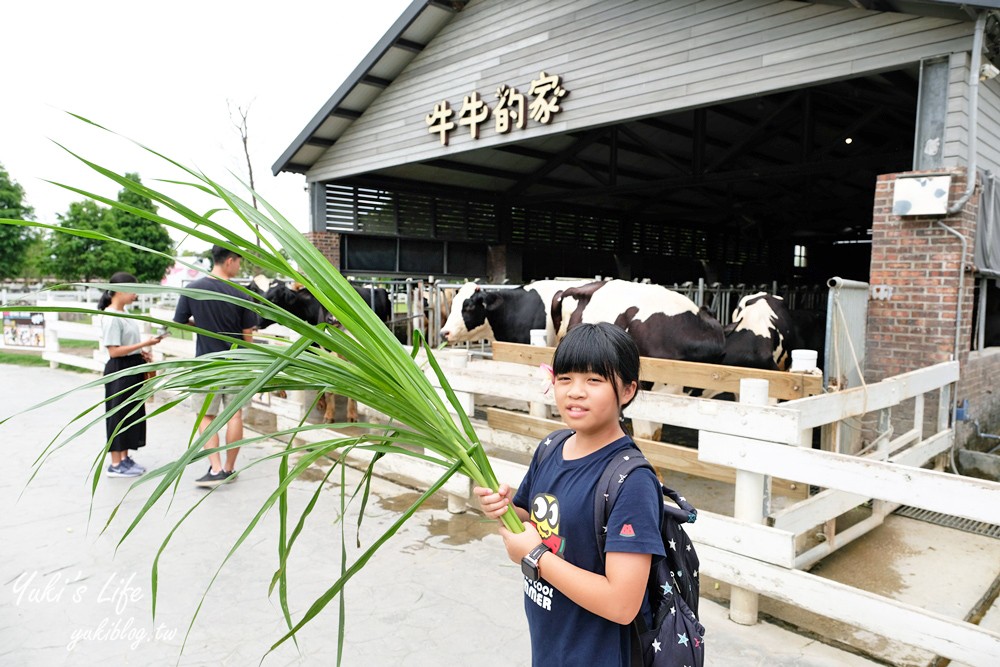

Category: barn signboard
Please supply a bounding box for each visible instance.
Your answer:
[425,71,569,145]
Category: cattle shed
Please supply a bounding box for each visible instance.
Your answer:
[274,0,1000,447]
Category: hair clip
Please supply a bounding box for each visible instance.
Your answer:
[537,363,554,395]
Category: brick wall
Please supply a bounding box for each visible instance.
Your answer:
[957,349,1000,449]
[866,168,979,436]
[304,231,341,269]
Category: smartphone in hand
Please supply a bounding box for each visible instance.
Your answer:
[155,327,171,340]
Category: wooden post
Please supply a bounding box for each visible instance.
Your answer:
[43,301,61,369]
[528,329,549,419]
[439,350,473,514]
[730,378,770,625]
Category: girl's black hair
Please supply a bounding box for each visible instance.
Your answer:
[97,272,138,311]
[552,322,641,413]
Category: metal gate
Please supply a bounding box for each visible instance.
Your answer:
[824,277,870,454]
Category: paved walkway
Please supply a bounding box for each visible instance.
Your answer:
[0,364,883,666]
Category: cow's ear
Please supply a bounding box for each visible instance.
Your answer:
[482,291,503,311]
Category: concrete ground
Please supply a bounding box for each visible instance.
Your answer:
[0,364,938,665]
[656,469,1000,667]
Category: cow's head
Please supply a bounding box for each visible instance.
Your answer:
[260,281,326,326]
[264,280,297,311]
[439,282,495,343]
[248,274,271,297]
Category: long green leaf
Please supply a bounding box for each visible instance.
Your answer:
[0,123,525,663]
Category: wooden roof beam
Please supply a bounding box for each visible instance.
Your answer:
[506,128,608,196]
[519,151,909,204]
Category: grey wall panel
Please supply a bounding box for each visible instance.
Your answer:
[978,78,1000,175]
[944,52,971,168]
[942,51,1000,176]
[307,0,975,183]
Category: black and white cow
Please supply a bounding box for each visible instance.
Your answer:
[255,280,391,330]
[440,280,589,345]
[550,279,726,440]
[251,278,391,422]
[551,280,726,363]
[719,292,801,371]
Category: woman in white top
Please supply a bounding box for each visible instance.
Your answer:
[98,272,162,478]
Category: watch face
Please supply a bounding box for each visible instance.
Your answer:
[521,545,546,582]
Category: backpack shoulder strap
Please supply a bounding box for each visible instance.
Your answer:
[534,428,573,467]
[593,446,656,559]
[661,485,698,525]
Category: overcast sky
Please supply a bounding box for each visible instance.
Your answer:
[3,0,411,251]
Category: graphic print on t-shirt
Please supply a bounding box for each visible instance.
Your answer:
[524,492,563,614]
[529,492,565,555]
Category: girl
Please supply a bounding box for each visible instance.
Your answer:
[475,322,664,666]
[98,272,162,478]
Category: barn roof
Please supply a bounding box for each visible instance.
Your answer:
[272,0,999,178]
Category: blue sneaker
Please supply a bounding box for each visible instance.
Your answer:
[123,456,146,474]
[107,462,141,478]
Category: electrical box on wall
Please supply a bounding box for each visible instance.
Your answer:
[892,175,951,215]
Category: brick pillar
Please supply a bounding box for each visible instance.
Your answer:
[866,169,979,433]
[304,231,341,270]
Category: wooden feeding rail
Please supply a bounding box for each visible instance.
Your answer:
[491,342,824,400]
[488,342,824,498]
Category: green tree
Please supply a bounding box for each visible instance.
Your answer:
[0,162,36,280]
[111,172,174,283]
[48,199,132,282]
[19,233,50,286]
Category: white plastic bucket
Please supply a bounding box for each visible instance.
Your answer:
[529,329,548,347]
[790,349,818,372]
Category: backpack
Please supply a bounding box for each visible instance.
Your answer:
[536,430,706,667]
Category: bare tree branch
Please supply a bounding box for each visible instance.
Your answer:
[228,99,258,211]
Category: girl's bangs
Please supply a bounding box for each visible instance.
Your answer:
[552,328,618,380]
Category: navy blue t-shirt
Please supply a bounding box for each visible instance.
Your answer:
[172,276,258,357]
[513,432,665,667]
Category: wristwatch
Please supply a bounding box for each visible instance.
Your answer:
[521,543,551,582]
